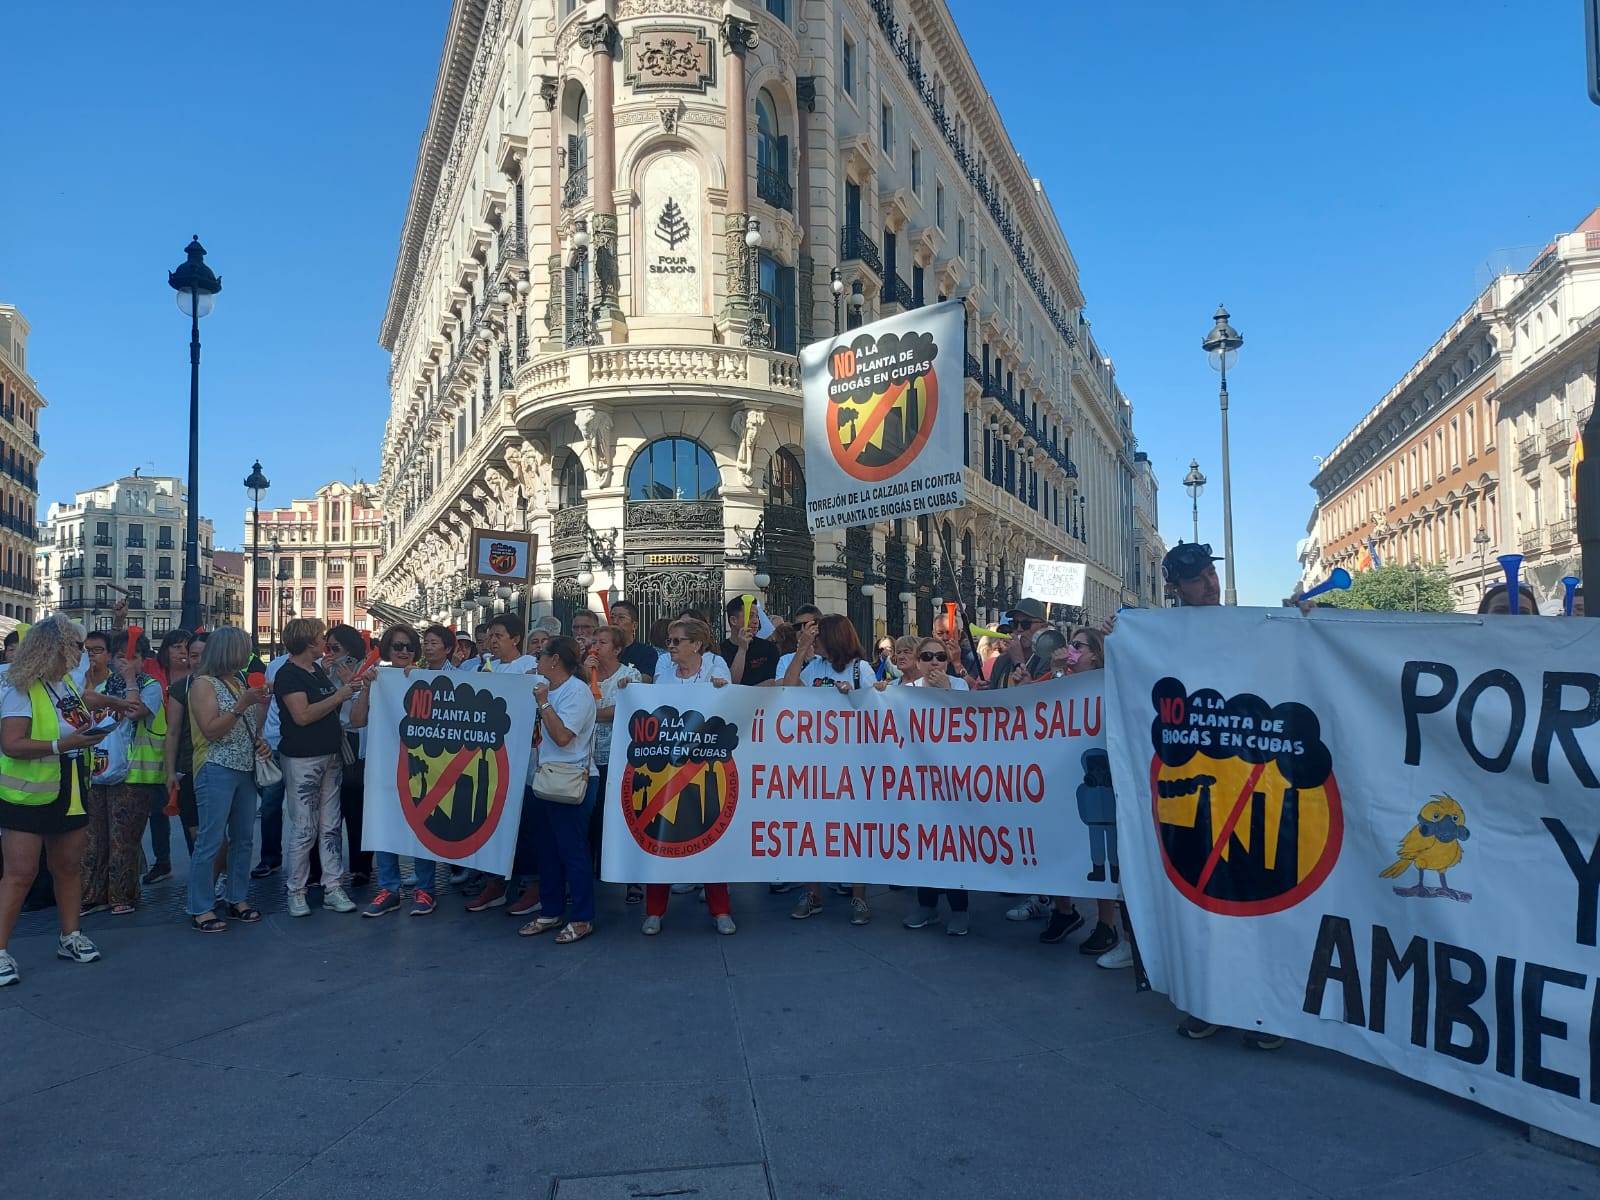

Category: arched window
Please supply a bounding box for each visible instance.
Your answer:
[768,447,806,510]
[562,87,589,207]
[557,456,588,508]
[628,437,720,501]
[755,89,790,211]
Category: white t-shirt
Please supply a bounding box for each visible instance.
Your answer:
[775,651,815,682]
[263,654,290,749]
[2,677,91,757]
[594,663,641,763]
[536,675,598,774]
[656,654,731,686]
[486,654,540,675]
[909,674,970,691]
[801,657,874,690]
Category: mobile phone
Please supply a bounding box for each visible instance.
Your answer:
[82,726,111,741]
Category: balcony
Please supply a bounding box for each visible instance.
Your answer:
[1548,516,1576,546]
[156,568,175,580]
[756,164,792,212]
[839,225,883,276]
[125,566,145,579]
[964,351,983,381]
[125,537,146,548]
[1542,418,1573,450]
[155,600,172,610]
[59,565,84,579]
[1517,432,1541,463]
[156,537,175,550]
[93,534,113,547]
[882,273,915,310]
[561,166,589,210]
[92,566,113,578]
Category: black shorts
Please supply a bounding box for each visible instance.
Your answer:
[0,756,90,836]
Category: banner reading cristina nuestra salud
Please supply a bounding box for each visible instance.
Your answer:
[1106,606,1600,1148]
[601,674,1118,898]
[799,300,967,532]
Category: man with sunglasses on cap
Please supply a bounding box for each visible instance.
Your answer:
[989,600,1049,688]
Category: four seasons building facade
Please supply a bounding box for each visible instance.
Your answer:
[371,0,1157,635]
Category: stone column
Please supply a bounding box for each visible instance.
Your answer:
[720,16,758,325]
[578,15,623,323]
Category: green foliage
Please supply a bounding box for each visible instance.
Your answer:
[1324,562,1456,612]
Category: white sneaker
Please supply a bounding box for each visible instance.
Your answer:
[323,887,357,913]
[1097,941,1134,970]
[57,931,102,963]
[641,915,662,936]
[287,893,311,918]
[0,949,18,986]
[1005,896,1052,921]
[714,914,737,935]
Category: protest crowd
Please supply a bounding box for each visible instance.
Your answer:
[0,540,1579,1060]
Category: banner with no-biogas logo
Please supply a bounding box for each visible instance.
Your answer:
[799,300,966,532]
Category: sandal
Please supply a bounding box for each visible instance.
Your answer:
[110,904,136,916]
[224,903,262,923]
[555,921,594,944]
[190,914,227,933]
[625,885,644,904]
[518,915,564,937]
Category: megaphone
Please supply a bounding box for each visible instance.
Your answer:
[1498,554,1525,614]
[1299,567,1351,602]
[1561,575,1580,616]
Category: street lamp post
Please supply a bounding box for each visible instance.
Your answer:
[848,279,865,329]
[742,218,770,349]
[1474,526,1491,594]
[566,219,597,347]
[274,549,292,657]
[1077,495,1088,548]
[168,237,222,632]
[1182,458,1207,545]
[1202,305,1244,606]
[244,459,269,651]
[831,266,844,336]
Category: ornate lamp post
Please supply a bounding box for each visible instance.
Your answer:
[1202,305,1243,606]
[244,459,269,649]
[1182,458,1206,546]
[848,279,865,329]
[566,218,597,347]
[742,217,770,349]
[831,266,844,337]
[1474,526,1491,594]
[168,237,222,631]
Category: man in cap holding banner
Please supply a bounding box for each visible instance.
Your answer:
[1161,543,1223,608]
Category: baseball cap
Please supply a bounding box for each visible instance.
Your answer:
[1162,542,1222,584]
[1002,598,1048,622]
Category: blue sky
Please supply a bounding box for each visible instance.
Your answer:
[2,1,1597,604]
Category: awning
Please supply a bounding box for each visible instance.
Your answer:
[363,600,427,629]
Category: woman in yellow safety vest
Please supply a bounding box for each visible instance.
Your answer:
[0,615,119,987]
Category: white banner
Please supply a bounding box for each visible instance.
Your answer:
[362,667,536,875]
[1106,606,1600,1148]
[600,675,1119,897]
[799,300,967,532]
[1022,558,1086,606]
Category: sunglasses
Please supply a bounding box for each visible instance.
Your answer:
[919,651,949,663]
[795,620,817,630]
[666,636,694,646]
[1011,618,1036,630]
[1070,641,1091,651]
[389,642,415,653]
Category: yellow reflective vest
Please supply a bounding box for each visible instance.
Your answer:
[0,679,85,815]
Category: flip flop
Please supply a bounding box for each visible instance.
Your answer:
[190,914,227,933]
[109,905,136,916]
[518,915,564,937]
[555,921,594,944]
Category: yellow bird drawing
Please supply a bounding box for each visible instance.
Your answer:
[1380,793,1471,902]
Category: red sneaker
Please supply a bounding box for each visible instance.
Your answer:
[465,881,506,911]
[507,884,542,917]
[410,889,436,916]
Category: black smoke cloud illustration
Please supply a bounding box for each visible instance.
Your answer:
[829,329,939,407]
[628,705,741,772]
[1149,677,1331,789]
[400,680,511,756]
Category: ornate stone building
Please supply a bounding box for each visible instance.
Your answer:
[243,481,384,646]
[370,0,1155,636]
[0,306,44,629]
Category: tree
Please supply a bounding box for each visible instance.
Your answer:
[1325,562,1456,613]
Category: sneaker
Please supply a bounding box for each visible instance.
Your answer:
[849,897,872,925]
[361,889,402,918]
[410,889,437,916]
[142,863,173,885]
[249,861,278,879]
[641,915,662,936]
[1177,1015,1222,1040]
[0,949,18,986]
[466,881,506,911]
[1005,896,1051,921]
[507,885,542,917]
[671,882,698,894]
[790,892,823,920]
[79,902,109,918]
[945,912,970,936]
[449,867,472,886]
[287,893,311,918]
[767,882,797,894]
[902,906,940,929]
[1039,907,1085,944]
[1242,1031,1285,1050]
[323,887,357,913]
[714,914,737,935]
[1080,921,1119,956]
[348,872,370,889]
[57,931,101,963]
[1097,941,1135,970]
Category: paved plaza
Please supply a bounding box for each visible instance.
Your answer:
[4,855,1594,1200]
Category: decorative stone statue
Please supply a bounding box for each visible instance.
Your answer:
[731,407,767,485]
[509,439,552,516]
[483,464,515,526]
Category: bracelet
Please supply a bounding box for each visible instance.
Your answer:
[539,702,554,713]
[51,738,60,755]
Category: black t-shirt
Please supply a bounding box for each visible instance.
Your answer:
[720,636,779,686]
[620,642,658,679]
[171,677,194,774]
[273,661,343,758]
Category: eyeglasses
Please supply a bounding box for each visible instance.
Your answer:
[919,651,949,663]
[389,642,415,653]
[666,636,695,646]
[1011,618,1036,630]
[85,644,106,653]
[1070,641,1091,651]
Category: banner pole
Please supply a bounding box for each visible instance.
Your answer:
[937,522,982,669]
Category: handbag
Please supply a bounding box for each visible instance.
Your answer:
[533,759,590,804]
[89,717,132,787]
[254,752,283,789]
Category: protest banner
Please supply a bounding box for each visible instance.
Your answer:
[1021,558,1087,607]
[470,526,536,582]
[1106,606,1600,1148]
[799,300,967,532]
[600,674,1118,897]
[363,667,536,875]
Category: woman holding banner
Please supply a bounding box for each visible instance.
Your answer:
[519,637,599,943]
[588,627,641,892]
[632,617,734,935]
[899,636,974,935]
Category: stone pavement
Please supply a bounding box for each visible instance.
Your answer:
[3,858,1593,1200]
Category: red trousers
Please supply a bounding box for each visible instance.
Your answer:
[645,883,730,918]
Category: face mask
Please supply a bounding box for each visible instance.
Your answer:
[1062,644,1082,668]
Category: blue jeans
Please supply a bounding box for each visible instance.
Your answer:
[146,784,171,867]
[256,754,285,867]
[188,763,258,917]
[376,850,436,896]
[534,778,597,923]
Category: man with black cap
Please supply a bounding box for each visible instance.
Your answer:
[989,599,1048,688]
[1162,542,1223,608]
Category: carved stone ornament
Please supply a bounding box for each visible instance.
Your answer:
[574,406,615,487]
[718,16,758,57]
[578,14,619,57]
[539,75,559,111]
[508,439,553,517]
[731,407,767,485]
[624,26,715,94]
[657,100,681,133]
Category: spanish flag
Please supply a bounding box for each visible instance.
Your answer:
[1574,436,1585,505]
[1356,540,1374,572]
